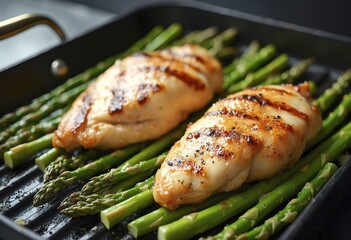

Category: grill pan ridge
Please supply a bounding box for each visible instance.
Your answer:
[1,1,351,240]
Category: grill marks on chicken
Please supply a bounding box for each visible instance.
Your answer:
[53,44,223,151]
[109,89,125,114]
[136,83,164,104]
[154,83,322,210]
[72,94,92,133]
[134,52,208,90]
[224,94,309,120]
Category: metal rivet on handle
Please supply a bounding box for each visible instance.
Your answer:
[51,59,68,77]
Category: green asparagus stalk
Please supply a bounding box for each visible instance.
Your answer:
[101,189,155,229]
[79,122,190,195]
[35,148,65,172]
[60,176,155,217]
[157,122,351,240]
[0,26,165,131]
[39,105,69,123]
[306,93,351,151]
[4,133,53,169]
[227,54,289,93]
[172,27,218,46]
[59,170,154,211]
[314,69,351,114]
[0,81,90,144]
[308,80,317,96]
[0,118,60,156]
[80,152,167,195]
[224,44,277,88]
[214,47,236,60]
[98,170,154,195]
[204,28,237,56]
[261,58,314,85]
[43,149,105,182]
[237,162,338,240]
[33,143,147,206]
[223,41,260,76]
[144,23,183,51]
[174,27,236,59]
[128,191,234,238]
[171,30,200,46]
[201,28,237,49]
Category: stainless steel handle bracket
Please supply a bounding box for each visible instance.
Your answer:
[0,13,66,41]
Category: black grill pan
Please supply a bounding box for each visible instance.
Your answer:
[1,1,351,239]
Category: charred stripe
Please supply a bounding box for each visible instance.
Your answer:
[167,157,206,176]
[187,126,260,147]
[109,88,125,114]
[224,94,308,120]
[142,65,206,90]
[137,83,164,104]
[133,51,204,73]
[205,107,259,121]
[72,94,92,133]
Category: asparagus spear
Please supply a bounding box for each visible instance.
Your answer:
[79,123,189,195]
[261,58,314,85]
[227,54,289,93]
[43,149,105,182]
[39,105,69,123]
[237,162,338,240]
[144,23,183,51]
[0,26,165,130]
[223,40,260,76]
[97,170,154,195]
[157,122,351,240]
[309,80,317,96]
[33,143,147,206]
[101,189,155,229]
[314,69,351,114]
[4,133,53,169]
[204,28,237,57]
[80,153,167,195]
[59,170,154,211]
[128,191,234,238]
[224,44,277,88]
[0,118,60,156]
[35,148,65,172]
[172,27,218,46]
[0,81,90,144]
[60,176,155,217]
[306,93,351,151]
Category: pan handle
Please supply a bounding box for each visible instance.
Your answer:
[0,13,66,41]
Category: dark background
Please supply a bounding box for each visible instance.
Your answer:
[66,0,351,38]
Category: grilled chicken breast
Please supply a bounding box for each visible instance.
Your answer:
[154,83,322,210]
[53,44,223,151]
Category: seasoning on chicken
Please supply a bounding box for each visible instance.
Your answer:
[153,83,322,210]
[53,44,223,151]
